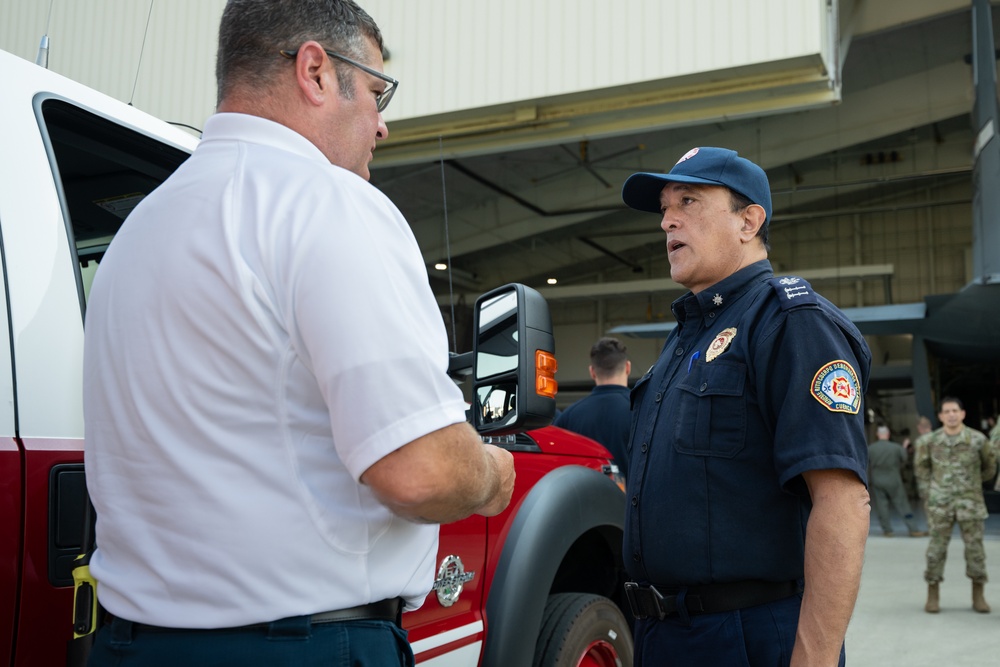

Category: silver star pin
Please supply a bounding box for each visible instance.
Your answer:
[712,293,723,306]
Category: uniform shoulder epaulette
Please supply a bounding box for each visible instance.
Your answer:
[768,276,819,311]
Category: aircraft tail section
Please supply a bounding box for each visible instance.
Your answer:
[971,0,1000,284]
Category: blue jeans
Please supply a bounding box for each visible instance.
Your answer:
[88,614,414,667]
[633,593,846,667]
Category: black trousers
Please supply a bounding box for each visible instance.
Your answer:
[88,614,414,667]
[633,592,846,667]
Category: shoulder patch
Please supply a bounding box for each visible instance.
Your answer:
[810,360,862,414]
[769,276,819,311]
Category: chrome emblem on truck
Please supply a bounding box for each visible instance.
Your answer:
[433,555,475,607]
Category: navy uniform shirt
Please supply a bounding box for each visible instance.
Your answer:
[624,260,870,586]
[554,384,631,469]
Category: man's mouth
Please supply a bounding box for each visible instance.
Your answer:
[668,240,686,254]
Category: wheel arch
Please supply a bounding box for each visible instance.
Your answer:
[481,464,625,667]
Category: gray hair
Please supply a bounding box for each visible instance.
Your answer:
[216,0,384,104]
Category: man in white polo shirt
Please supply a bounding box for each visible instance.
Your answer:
[83,1,514,665]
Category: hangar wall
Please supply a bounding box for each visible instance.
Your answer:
[1,0,837,149]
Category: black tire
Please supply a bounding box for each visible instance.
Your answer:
[532,593,634,667]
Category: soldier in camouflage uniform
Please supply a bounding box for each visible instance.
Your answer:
[991,420,1000,491]
[915,397,998,614]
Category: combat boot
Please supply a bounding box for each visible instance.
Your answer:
[972,582,991,613]
[925,583,940,613]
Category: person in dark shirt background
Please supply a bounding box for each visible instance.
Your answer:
[554,337,631,469]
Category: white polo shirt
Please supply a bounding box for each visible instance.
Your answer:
[83,113,468,627]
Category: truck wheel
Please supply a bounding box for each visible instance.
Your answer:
[532,593,633,667]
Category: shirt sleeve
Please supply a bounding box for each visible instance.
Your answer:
[276,173,468,480]
[982,433,999,480]
[914,436,931,497]
[753,304,871,492]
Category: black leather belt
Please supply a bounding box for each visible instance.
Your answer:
[105,598,402,632]
[309,598,401,625]
[625,580,801,621]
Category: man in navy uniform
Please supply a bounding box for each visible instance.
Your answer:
[620,147,871,666]
[554,337,631,469]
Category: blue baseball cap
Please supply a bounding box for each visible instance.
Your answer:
[621,147,772,225]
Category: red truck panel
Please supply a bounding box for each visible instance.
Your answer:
[0,438,23,667]
[12,439,83,667]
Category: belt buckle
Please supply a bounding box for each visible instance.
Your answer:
[624,582,642,619]
[624,582,669,621]
[648,585,668,621]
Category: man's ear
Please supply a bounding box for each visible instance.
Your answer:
[739,204,767,243]
[292,41,332,106]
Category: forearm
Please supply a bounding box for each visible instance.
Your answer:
[361,422,514,524]
[792,470,869,667]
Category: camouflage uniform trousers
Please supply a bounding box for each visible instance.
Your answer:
[924,510,988,584]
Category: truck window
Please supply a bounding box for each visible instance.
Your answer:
[39,99,190,313]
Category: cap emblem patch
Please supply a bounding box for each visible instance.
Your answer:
[810,360,861,414]
[705,327,737,362]
[677,147,699,164]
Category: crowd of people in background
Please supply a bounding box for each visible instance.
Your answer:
[802,401,1000,616]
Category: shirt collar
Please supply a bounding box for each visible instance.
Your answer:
[671,260,774,326]
[201,112,331,166]
[591,384,630,394]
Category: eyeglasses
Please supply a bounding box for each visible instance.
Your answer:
[279,48,398,113]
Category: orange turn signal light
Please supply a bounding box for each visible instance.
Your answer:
[535,350,558,398]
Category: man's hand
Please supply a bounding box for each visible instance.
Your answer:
[475,445,515,517]
[360,422,516,524]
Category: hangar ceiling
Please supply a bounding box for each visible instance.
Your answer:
[369,3,993,322]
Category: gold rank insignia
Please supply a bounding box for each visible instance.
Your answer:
[705,327,737,362]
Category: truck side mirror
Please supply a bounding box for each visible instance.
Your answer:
[472,284,557,434]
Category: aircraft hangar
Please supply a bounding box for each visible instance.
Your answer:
[2,0,998,432]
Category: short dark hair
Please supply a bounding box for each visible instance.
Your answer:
[590,337,628,379]
[216,0,384,104]
[729,189,769,252]
[939,396,964,411]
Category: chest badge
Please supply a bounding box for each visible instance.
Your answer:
[705,327,737,362]
[810,360,861,414]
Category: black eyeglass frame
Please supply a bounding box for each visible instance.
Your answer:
[279,47,398,113]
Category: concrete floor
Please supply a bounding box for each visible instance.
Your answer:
[846,508,1000,666]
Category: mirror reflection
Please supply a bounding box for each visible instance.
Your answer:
[477,383,517,426]
[476,290,519,380]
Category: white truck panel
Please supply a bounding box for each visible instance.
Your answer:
[0,49,196,439]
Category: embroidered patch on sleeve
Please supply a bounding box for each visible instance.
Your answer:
[810,360,861,414]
